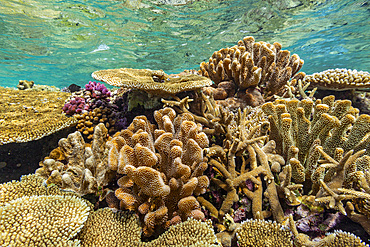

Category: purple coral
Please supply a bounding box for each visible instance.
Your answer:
[63,97,88,115]
[85,81,111,99]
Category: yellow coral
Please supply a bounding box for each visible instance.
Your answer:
[304,68,370,90]
[0,195,90,247]
[235,218,293,247]
[91,68,212,95]
[0,87,77,145]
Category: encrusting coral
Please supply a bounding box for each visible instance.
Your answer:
[0,195,90,247]
[199,36,305,108]
[0,87,77,145]
[91,68,212,96]
[77,207,220,247]
[303,68,370,91]
[36,123,115,196]
[107,107,210,236]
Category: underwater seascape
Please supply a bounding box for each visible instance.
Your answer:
[1,0,370,246]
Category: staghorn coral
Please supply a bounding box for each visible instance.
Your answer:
[235,218,293,247]
[91,68,212,95]
[199,36,305,107]
[78,207,219,246]
[304,68,370,91]
[108,107,210,236]
[0,87,77,145]
[0,195,90,247]
[36,123,115,196]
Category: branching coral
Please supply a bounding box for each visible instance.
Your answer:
[0,195,90,247]
[107,107,210,236]
[92,68,212,96]
[0,87,77,145]
[199,36,305,108]
[36,123,115,196]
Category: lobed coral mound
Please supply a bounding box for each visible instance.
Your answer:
[107,107,210,236]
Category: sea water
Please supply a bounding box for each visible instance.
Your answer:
[0,0,369,88]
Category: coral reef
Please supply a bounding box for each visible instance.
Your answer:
[235,218,293,247]
[91,68,212,96]
[107,107,210,236]
[0,87,77,145]
[36,123,115,196]
[0,195,90,247]
[304,68,370,91]
[199,36,305,108]
[16,79,34,90]
[78,207,220,246]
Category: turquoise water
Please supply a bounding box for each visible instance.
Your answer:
[0,0,369,88]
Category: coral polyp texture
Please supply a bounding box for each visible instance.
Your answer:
[0,195,90,247]
[235,219,293,247]
[36,123,115,196]
[77,208,219,247]
[107,107,210,236]
[303,68,370,90]
[199,36,305,108]
[91,68,212,95]
[0,87,77,145]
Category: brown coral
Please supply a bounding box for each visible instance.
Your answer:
[0,87,77,145]
[199,36,304,107]
[91,68,212,95]
[107,107,210,236]
[0,195,90,247]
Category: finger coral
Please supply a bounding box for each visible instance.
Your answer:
[91,68,212,95]
[0,87,77,145]
[36,123,115,196]
[200,36,305,108]
[107,107,210,236]
[0,195,90,247]
[304,68,370,91]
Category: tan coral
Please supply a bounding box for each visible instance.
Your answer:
[77,207,219,247]
[0,195,90,247]
[199,36,304,104]
[0,87,77,145]
[235,218,293,247]
[36,123,115,196]
[108,107,210,236]
[304,68,370,90]
[91,68,212,95]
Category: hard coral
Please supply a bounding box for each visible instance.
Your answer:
[200,36,305,108]
[0,87,77,145]
[36,123,115,196]
[107,107,210,236]
[0,195,90,247]
[91,68,212,95]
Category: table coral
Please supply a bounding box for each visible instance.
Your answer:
[91,68,212,95]
[304,68,370,91]
[107,107,210,236]
[36,123,115,196]
[0,195,90,247]
[0,87,77,145]
[199,36,305,108]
